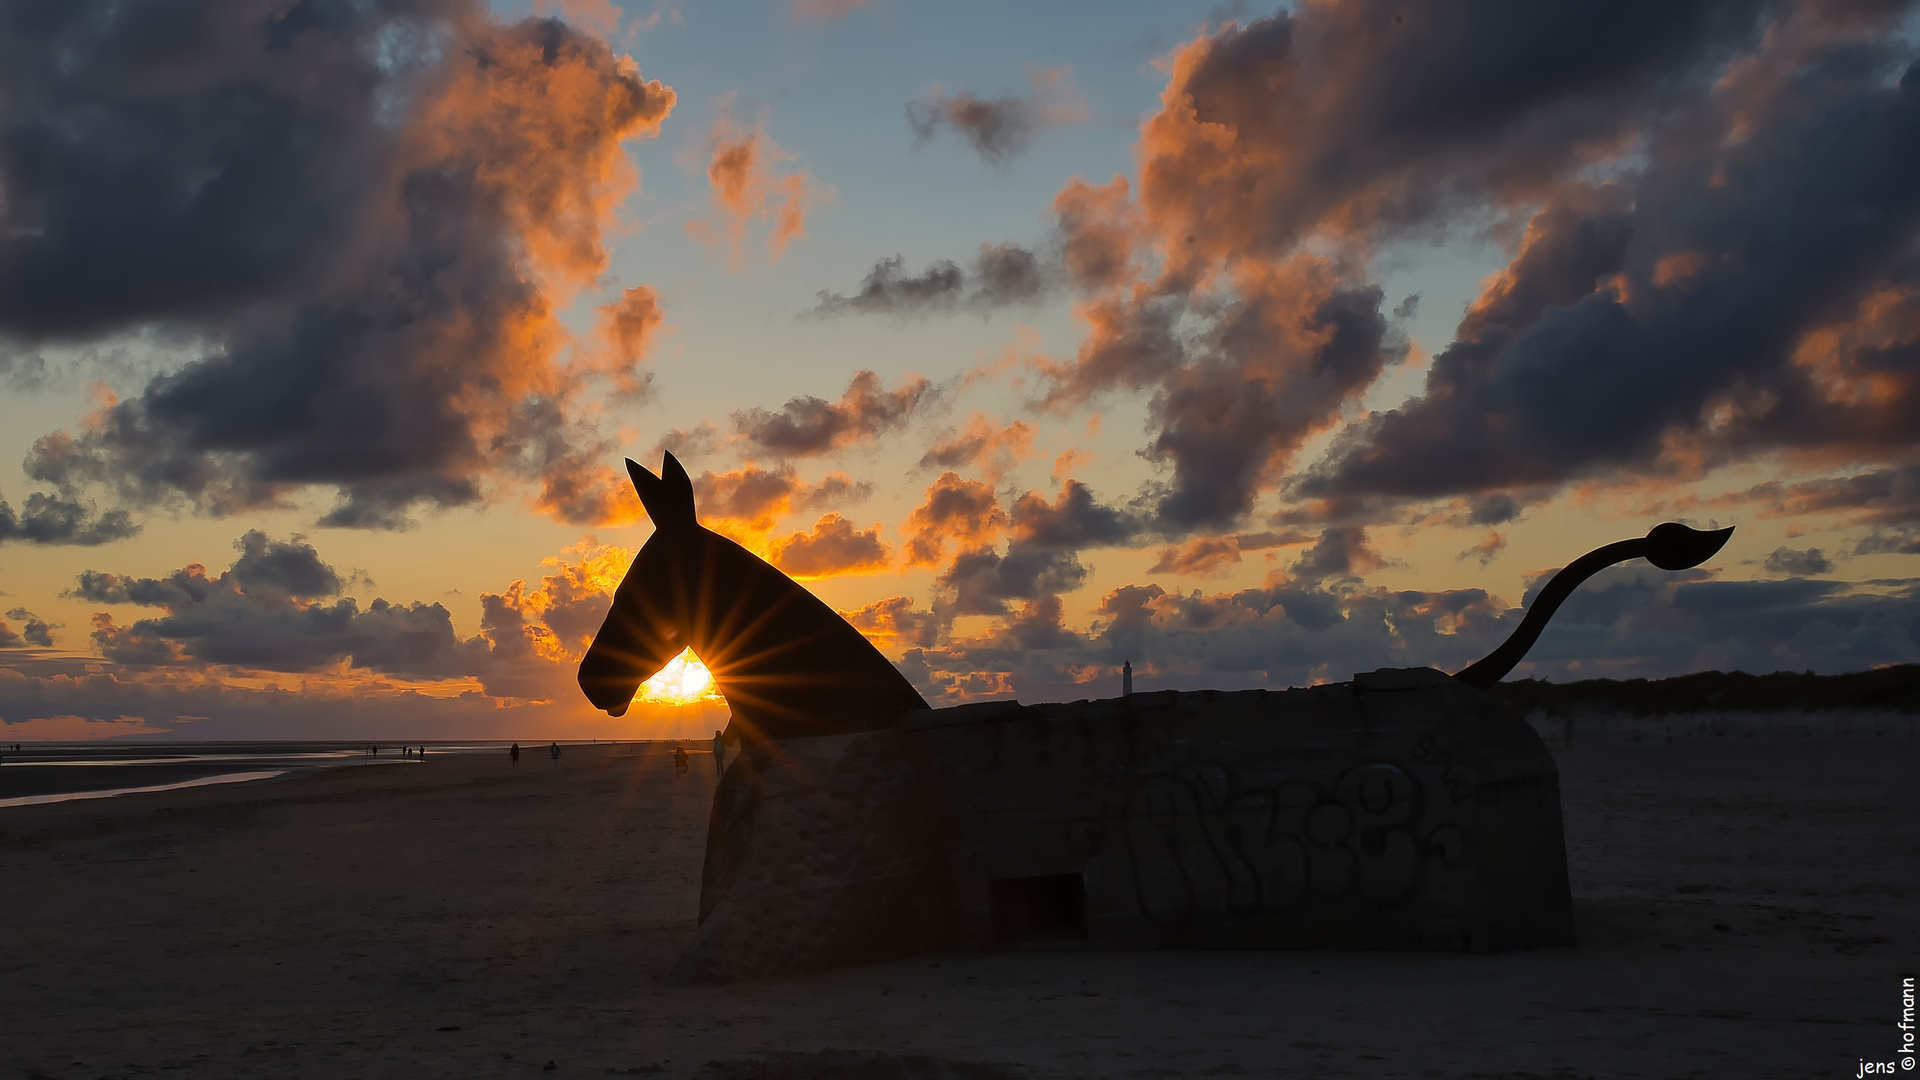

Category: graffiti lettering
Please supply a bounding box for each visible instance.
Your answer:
[1118,760,1472,927]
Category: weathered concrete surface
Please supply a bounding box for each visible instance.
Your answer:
[677,668,1573,979]
[672,728,944,982]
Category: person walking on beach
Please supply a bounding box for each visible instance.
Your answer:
[510,742,521,764]
[674,746,689,776]
[712,729,726,775]
[549,741,561,761]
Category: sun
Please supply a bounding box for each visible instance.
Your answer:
[635,647,720,705]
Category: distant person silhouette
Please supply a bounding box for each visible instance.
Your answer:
[674,746,689,776]
[549,741,560,761]
[712,729,725,775]
[510,742,521,764]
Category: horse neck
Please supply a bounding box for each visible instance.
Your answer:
[678,530,911,697]
[681,531,852,664]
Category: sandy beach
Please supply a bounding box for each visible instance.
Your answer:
[1,735,1913,1080]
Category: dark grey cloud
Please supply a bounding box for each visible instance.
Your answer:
[0,491,139,545]
[1013,1,1920,538]
[1857,531,1920,555]
[730,370,937,457]
[925,478,1140,631]
[60,529,607,701]
[899,554,1920,706]
[908,89,1037,163]
[1145,281,1401,530]
[1753,465,1920,525]
[1761,546,1834,576]
[1,1,675,531]
[1302,26,1920,502]
[1515,565,1920,679]
[905,68,1081,165]
[77,532,473,676]
[901,572,1520,705]
[1468,494,1522,526]
[1010,480,1143,550]
[0,1,448,338]
[809,243,1045,318]
[0,607,54,648]
[934,544,1088,621]
[1155,0,1772,263]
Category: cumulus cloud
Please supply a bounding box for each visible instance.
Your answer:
[690,462,872,545]
[1295,8,1920,505]
[729,370,937,457]
[1052,176,1139,292]
[1147,530,1310,576]
[769,514,891,578]
[1749,466,1920,526]
[894,546,1920,707]
[918,416,1036,480]
[1010,479,1142,550]
[74,531,474,675]
[839,595,940,651]
[932,0,1920,541]
[0,491,139,546]
[0,608,54,649]
[809,243,1047,317]
[1761,546,1834,577]
[3,2,675,532]
[589,286,664,399]
[906,67,1086,165]
[900,568,1519,705]
[902,473,1007,567]
[1458,531,1508,567]
[925,478,1139,629]
[686,115,826,268]
[61,530,631,702]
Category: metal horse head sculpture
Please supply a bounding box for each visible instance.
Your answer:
[577,452,929,743]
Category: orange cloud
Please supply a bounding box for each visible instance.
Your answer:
[584,285,664,398]
[687,117,828,269]
[902,473,1007,567]
[1053,175,1139,291]
[1456,530,1508,567]
[769,514,891,578]
[919,414,1037,480]
[689,463,870,551]
[412,21,674,296]
[838,595,938,651]
[1148,537,1240,577]
[14,14,680,534]
[731,369,937,457]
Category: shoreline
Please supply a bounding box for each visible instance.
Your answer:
[0,738,713,807]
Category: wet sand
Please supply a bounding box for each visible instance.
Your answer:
[0,736,1913,1079]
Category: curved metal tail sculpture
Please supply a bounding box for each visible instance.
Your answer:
[1454,522,1733,690]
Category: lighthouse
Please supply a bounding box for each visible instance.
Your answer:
[1122,660,1132,697]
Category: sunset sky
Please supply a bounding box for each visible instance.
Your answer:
[3,0,1918,741]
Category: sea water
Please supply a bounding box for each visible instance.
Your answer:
[0,741,532,808]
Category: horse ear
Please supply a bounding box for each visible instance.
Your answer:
[629,453,697,529]
[626,458,676,528]
[658,451,698,525]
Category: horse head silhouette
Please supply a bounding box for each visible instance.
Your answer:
[577,453,929,743]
